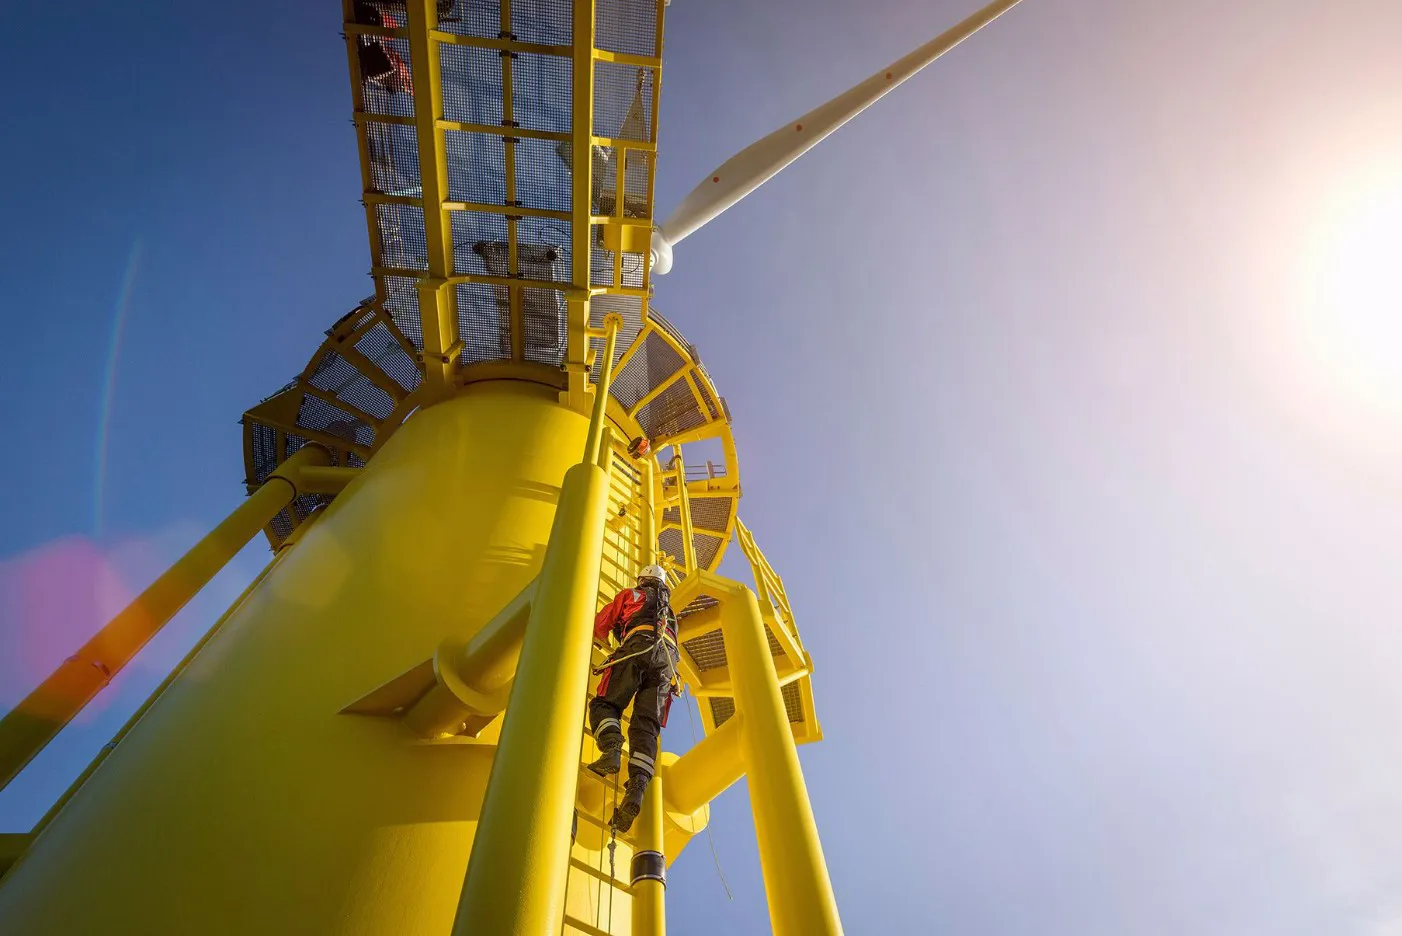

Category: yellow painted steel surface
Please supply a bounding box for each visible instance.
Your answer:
[453,458,609,934]
[724,583,844,935]
[0,383,592,934]
[631,777,667,935]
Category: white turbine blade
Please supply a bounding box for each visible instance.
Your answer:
[652,0,1023,273]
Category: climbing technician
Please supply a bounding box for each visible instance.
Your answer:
[587,564,680,833]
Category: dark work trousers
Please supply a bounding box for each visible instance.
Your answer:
[589,633,679,784]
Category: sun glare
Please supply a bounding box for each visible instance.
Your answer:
[1301,168,1402,408]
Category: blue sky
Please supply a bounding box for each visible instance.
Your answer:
[5,0,1402,932]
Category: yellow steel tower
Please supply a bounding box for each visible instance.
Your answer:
[0,1,1022,933]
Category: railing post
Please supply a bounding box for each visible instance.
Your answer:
[672,451,696,574]
[723,584,843,935]
[0,443,329,793]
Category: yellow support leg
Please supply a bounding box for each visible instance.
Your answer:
[632,773,667,935]
[452,459,611,935]
[725,585,844,935]
[0,443,329,793]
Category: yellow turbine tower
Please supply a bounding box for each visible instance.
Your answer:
[0,1,1022,933]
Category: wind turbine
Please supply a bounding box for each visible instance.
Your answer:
[0,2,1026,934]
[650,0,1023,274]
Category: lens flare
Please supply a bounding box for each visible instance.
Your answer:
[1300,169,1402,410]
[94,241,143,539]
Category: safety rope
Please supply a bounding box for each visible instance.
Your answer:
[683,687,732,900]
[607,803,618,929]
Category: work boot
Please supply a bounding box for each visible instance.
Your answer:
[610,776,649,834]
[588,744,622,778]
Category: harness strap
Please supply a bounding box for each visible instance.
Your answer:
[621,623,677,645]
[590,632,679,676]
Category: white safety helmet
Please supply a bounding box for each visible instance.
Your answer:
[637,564,668,586]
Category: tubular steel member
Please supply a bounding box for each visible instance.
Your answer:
[0,442,329,793]
[632,774,668,935]
[724,583,843,935]
[453,315,624,933]
[583,312,624,467]
[641,456,658,566]
[662,712,745,817]
[451,459,611,934]
[672,449,698,573]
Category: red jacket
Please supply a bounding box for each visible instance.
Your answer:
[594,587,676,645]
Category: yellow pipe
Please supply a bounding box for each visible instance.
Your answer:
[0,443,329,793]
[452,459,611,935]
[662,711,744,817]
[598,424,615,474]
[296,465,359,495]
[641,456,657,566]
[632,773,667,935]
[456,579,536,692]
[724,584,843,935]
[582,313,622,466]
[673,451,697,573]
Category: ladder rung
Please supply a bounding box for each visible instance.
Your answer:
[574,809,610,830]
[569,856,633,895]
[563,914,615,936]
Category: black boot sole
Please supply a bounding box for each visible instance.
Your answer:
[587,751,621,777]
[611,800,641,833]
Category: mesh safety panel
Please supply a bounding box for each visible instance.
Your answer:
[440,44,504,125]
[309,350,396,420]
[296,394,376,449]
[595,0,658,57]
[710,697,736,728]
[610,329,682,410]
[635,378,706,441]
[514,0,572,45]
[365,122,421,196]
[593,62,655,142]
[679,594,719,618]
[516,136,571,213]
[693,369,721,421]
[764,623,784,657]
[377,203,429,270]
[445,131,506,204]
[588,295,644,382]
[249,422,278,484]
[707,687,802,727]
[648,308,697,363]
[657,528,684,567]
[355,320,422,392]
[688,497,731,534]
[456,283,511,363]
[436,0,500,37]
[269,508,295,543]
[782,682,804,723]
[683,630,727,672]
[693,532,722,571]
[381,276,424,350]
[513,53,572,134]
[522,289,567,365]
